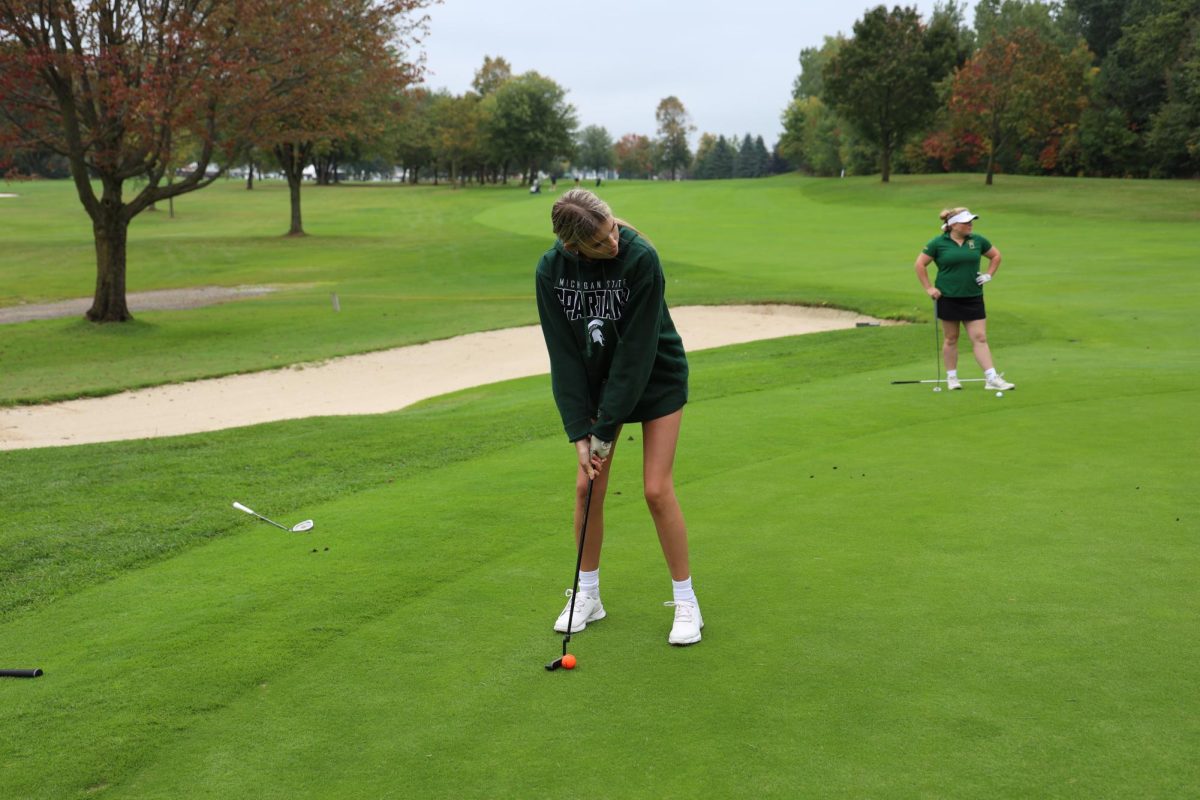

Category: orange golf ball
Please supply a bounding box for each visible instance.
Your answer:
[562,654,577,670]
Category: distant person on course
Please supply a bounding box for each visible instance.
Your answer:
[535,188,702,645]
[914,207,1016,391]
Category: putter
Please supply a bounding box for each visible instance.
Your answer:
[546,475,594,671]
[0,668,43,678]
[232,501,314,532]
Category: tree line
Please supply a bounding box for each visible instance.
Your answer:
[3,1,1194,323]
[779,0,1200,182]
[381,60,782,184]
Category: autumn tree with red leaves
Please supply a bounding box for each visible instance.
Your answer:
[0,2,265,321]
[256,0,433,236]
[613,133,655,179]
[944,27,1092,184]
[0,0,431,321]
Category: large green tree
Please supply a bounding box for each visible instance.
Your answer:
[782,36,850,175]
[1064,0,1200,176]
[576,125,614,176]
[429,90,483,186]
[793,35,843,101]
[1096,0,1200,176]
[391,87,436,183]
[780,96,847,175]
[823,4,960,181]
[655,96,693,179]
[484,71,576,183]
[468,56,511,183]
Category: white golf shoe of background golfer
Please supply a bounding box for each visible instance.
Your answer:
[665,600,703,645]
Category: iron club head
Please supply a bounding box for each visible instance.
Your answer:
[233,502,314,533]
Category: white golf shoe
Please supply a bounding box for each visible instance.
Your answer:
[553,591,605,633]
[984,375,1015,391]
[946,375,962,390]
[665,600,704,645]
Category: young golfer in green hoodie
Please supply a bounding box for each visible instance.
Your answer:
[535,189,701,646]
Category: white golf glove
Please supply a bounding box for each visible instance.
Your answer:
[589,435,613,460]
[975,273,992,285]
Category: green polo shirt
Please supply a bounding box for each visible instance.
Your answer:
[922,232,992,298]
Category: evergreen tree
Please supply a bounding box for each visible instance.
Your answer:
[711,136,735,178]
[735,134,758,177]
[754,136,772,176]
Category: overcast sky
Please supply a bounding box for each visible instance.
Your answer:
[417,0,979,148]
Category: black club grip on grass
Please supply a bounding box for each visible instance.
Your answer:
[0,668,44,678]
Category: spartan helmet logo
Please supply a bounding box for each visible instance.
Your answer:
[587,319,606,347]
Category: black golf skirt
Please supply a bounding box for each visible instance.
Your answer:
[936,295,986,321]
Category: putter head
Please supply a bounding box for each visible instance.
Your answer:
[290,520,315,532]
[544,657,563,671]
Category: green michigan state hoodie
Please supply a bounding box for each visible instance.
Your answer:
[535,225,688,443]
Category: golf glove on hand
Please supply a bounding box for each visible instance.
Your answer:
[975,273,992,285]
[589,435,613,460]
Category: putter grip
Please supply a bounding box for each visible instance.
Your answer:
[232,502,252,513]
[0,668,43,678]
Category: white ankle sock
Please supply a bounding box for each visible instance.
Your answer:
[579,569,599,596]
[985,368,998,379]
[672,576,696,604]
[946,369,958,378]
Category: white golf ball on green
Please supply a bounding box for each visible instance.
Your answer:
[995,391,1004,397]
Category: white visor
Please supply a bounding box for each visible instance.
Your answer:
[947,210,979,226]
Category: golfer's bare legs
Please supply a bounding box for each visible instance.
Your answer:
[965,318,996,372]
[642,409,690,581]
[575,438,616,572]
[941,319,961,372]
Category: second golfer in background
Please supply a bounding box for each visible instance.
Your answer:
[535,188,702,646]
[914,207,1016,391]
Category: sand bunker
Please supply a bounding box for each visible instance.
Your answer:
[0,304,896,450]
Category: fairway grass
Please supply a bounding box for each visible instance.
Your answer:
[1,175,1197,798]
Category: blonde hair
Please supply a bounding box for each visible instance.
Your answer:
[940,207,970,232]
[551,188,646,252]
[551,189,612,248]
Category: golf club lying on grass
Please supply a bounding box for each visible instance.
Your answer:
[1,668,43,678]
[546,476,594,672]
[232,501,314,532]
[891,378,993,385]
